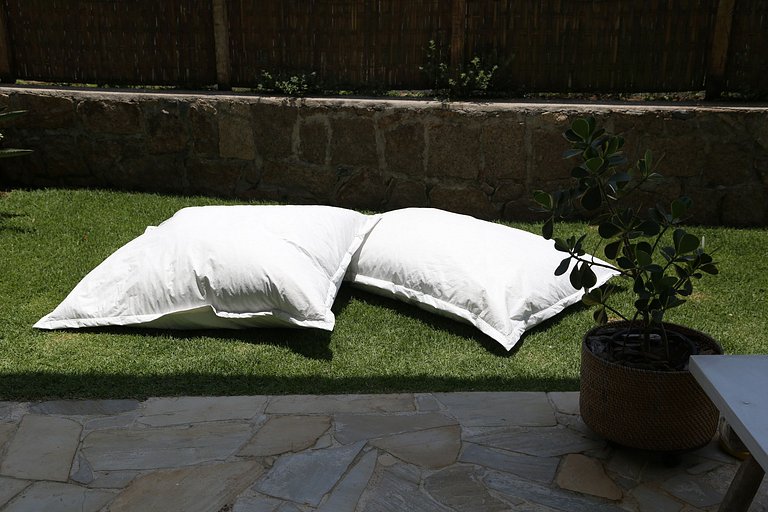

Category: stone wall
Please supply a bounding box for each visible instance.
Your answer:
[1,86,767,226]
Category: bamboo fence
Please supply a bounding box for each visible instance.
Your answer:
[0,0,765,97]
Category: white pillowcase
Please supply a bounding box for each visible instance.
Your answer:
[345,208,618,351]
[35,205,380,331]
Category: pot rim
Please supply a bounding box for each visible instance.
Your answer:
[581,320,723,376]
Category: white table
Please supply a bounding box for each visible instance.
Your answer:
[690,355,768,512]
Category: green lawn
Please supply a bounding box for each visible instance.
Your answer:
[1,189,766,399]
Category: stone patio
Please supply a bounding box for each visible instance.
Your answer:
[0,392,766,511]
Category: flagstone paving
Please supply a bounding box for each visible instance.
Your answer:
[0,392,766,511]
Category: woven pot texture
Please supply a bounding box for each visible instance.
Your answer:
[579,321,722,452]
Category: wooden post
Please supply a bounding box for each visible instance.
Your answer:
[450,0,467,69]
[212,0,232,91]
[0,3,15,83]
[718,455,765,512]
[706,0,737,100]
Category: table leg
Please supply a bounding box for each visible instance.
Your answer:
[718,454,765,512]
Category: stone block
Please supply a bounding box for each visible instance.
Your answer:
[371,425,461,469]
[256,441,365,506]
[465,426,601,458]
[427,121,481,179]
[299,117,329,165]
[335,168,388,210]
[107,460,262,512]
[358,463,445,512]
[492,181,525,203]
[330,114,378,167]
[425,465,510,511]
[8,92,76,129]
[188,101,219,156]
[484,470,625,512]
[219,101,256,160]
[316,449,377,512]
[527,112,573,188]
[429,184,499,219]
[186,157,236,195]
[481,116,527,183]
[0,415,82,482]
[252,101,298,160]
[721,183,767,226]
[548,391,580,416]
[335,412,457,445]
[77,99,142,135]
[29,399,139,416]
[556,454,622,500]
[382,116,425,177]
[261,161,337,198]
[386,178,428,209]
[144,100,189,154]
[239,415,331,456]
[29,134,87,179]
[114,154,185,193]
[138,396,267,427]
[0,476,29,508]
[266,394,415,414]
[434,392,556,427]
[81,422,253,471]
[2,482,116,512]
[460,443,560,484]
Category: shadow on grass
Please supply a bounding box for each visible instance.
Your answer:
[0,372,580,401]
[0,211,33,234]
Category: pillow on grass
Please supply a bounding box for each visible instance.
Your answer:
[34,205,380,331]
[345,208,618,351]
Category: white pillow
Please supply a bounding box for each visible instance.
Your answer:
[345,208,618,351]
[35,205,380,331]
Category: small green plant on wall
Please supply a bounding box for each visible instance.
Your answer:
[0,109,32,159]
[255,70,321,97]
[419,40,498,100]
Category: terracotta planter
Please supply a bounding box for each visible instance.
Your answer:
[579,322,722,451]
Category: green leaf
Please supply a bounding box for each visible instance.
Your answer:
[554,257,571,276]
[616,256,633,269]
[571,118,591,141]
[639,220,660,236]
[598,222,621,239]
[569,266,583,290]
[564,129,581,143]
[593,307,608,325]
[571,166,589,179]
[604,240,622,260]
[636,249,652,267]
[533,190,553,210]
[700,263,719,275]
[671,197,692,220]
[563,148,582,159]
[581,263,597,289]
[582,290,602,306]
[581,186,602,211]
[673,229,700,254]
[0,149,33,159]
[0,109,28,123]
[542,218,554,240]
[585,157,604,173]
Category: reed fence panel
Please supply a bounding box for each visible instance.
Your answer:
[2,0,216,87]
[0,0,765,97]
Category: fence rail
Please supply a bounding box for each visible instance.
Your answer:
[0,0,766,98]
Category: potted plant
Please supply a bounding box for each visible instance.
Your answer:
[533,116,722,451]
